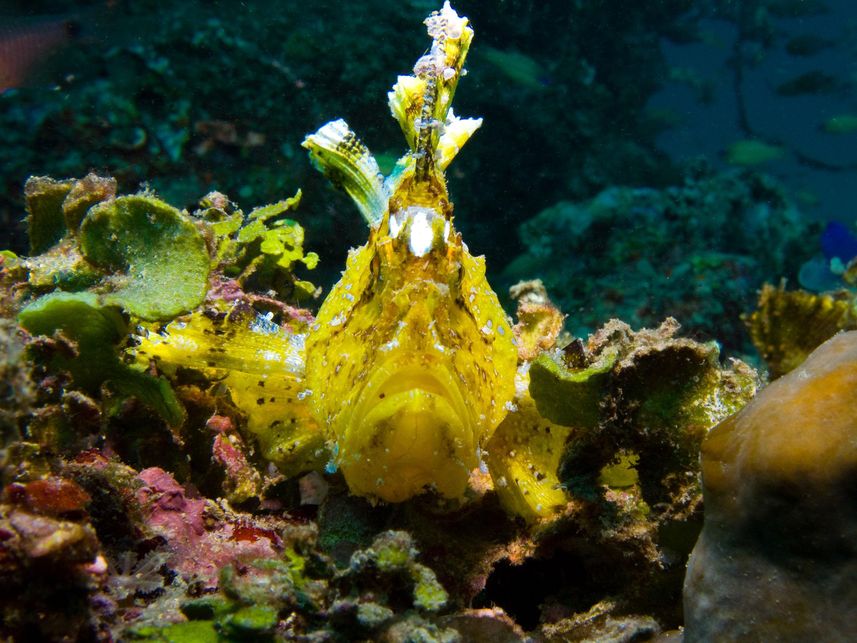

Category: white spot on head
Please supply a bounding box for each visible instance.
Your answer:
[409,209,434,257]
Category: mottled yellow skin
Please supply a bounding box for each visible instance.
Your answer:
[486,368,574,521]
[136,307,326,477]
[305,194,518,502]
[136,3,558,514]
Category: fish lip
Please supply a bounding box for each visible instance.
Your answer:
[348,359,470,436]
[338,358,477,502]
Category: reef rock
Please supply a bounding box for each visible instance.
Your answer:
[684,331,857,641]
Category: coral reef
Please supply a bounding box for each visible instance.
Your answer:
[0,3,821,640]
[503,316,758,521]
[0,476,103,641]
[684,331,857,641]
[503,169,817,352]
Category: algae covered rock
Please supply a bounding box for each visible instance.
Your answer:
[684,331,857,642]
[529,318,758,508]
[504,170,815,352]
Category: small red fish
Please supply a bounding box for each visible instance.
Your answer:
[0,17,81,93]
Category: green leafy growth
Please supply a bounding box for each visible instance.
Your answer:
[124,620,219,643]
[217,605,278,640]
[209,190,319,300]
[351,531,448,613]
[24,174,119,254]
[528,348,618,429]
[613,343,722,453]
[219,556,317,613]
[25,177,73,254]
[181,596,235,621]
[411,564,448,612]
[80,195,210,320]
[18,291,185,426]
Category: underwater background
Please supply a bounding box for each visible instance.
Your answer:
[3,0,857,358]
[1,1,857,641]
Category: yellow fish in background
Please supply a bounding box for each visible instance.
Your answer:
[302,2,517,502]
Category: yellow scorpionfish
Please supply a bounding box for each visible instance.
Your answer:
[139,3,568,517]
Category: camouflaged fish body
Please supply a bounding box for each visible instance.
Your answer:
[136,3,524,508]
[303,2,517,502]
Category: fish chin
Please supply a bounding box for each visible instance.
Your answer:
[339,362,476,502]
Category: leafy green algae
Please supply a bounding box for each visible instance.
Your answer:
[17,292,184,426]
[24,177,74,255]
[198,190,318,300]
[528,347,618,430]
[80,195,210,321]
[125,620,219,643]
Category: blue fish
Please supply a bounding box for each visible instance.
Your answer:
[821,221,857,262]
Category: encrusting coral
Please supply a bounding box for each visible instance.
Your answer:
[744,281,857,378]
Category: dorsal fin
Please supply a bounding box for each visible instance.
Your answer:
[303,3,480,225]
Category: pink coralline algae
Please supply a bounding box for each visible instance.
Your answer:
[135,467,281,585]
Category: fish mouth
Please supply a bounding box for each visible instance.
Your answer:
[338,360,477,502]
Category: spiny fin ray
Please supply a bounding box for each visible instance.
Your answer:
[302,119,386,227]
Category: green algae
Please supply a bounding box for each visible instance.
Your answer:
[17,291,184,426]
[218,605,278,640]
[528,347,618,430]
[411,564,448,612]
[126,620,219,643]
[181,596,235,621]
[230,191,319,299]
[350,531,449,613]
[80,195,209,321]
[198,190,318,300]
[25,177,74,255]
